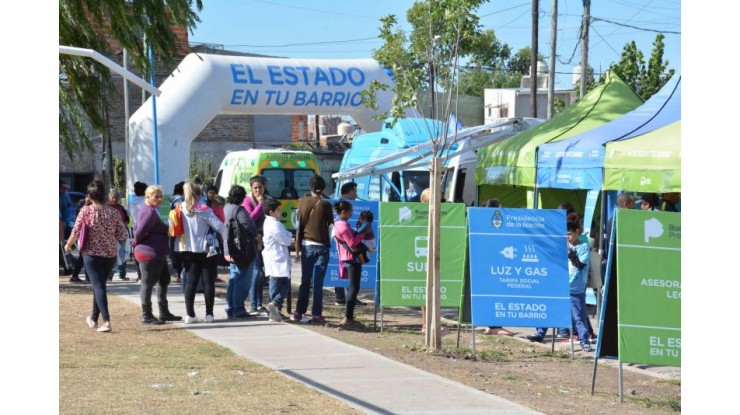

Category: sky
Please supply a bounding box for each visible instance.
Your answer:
[189,0,682,90]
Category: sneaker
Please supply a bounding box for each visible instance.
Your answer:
[248,308,258,316]
[257,307,270,317]
[290,313,303,322]
[69,276,83,283]
[267,303,281,322]
[555,331,570,339]
[119,276,130,281]
[581,343,594,352]
[526,334,544,343]
[353,299,367,306]
[205,315,214,323]
[590,335,598,344]
[86,315,97,329]
[310,316,327,325]
[562,335,580,344]
[97,322,112,333]
[334,301,346,306]
[185,316,199,324]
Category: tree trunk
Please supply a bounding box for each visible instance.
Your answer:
[425,156,442,351]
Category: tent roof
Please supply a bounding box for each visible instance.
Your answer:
[475,71,643,188]
[603,120,681,193]
[535,75,681,189]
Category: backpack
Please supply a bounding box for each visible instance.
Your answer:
[227,206,256,268]
[168,205,184,237]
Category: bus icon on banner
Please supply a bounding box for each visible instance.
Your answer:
[414,236,428,258]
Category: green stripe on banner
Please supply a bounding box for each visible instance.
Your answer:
[616,209,681,366]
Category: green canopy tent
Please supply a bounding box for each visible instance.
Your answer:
[603,120,681,193]
[475,72,644,209]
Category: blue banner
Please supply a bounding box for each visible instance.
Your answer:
[582,189,599,239]
[468,208,571,328]
[323,200,379,290]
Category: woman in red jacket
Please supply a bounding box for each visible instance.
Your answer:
[333,200,371,327]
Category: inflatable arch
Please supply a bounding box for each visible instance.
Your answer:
[128,53,397,193]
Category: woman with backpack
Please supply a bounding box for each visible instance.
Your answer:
[174,181,227,323]
[222,185,260,319]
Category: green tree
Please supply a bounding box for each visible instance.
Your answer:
[641,34,675,99]
[366,0,490,352]
[113,156,126,192]
[366,0,490,121]
[605,33,674,100]
[507,46,544,75]
[457,28,516,97]
[59,0,203,161]
[189,153,216,185]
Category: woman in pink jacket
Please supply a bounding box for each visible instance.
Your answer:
[333,200,371,327]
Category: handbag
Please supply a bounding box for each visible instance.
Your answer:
[78,220,89,251]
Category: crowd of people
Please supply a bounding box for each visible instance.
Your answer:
[60,177,679,334]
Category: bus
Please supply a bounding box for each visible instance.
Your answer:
[333,118,457,202]
[214,149,320,232]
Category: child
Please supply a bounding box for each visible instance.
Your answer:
[261,199,293,322]
[355,210,376,252]
[527,214,593,352]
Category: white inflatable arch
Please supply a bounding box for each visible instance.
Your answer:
[128,53,396,193]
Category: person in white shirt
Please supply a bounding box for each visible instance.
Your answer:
[262,199,293,322]
[175,181,227,323]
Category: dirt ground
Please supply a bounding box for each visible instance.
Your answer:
[67,259,679,415]
[233,284,681,415]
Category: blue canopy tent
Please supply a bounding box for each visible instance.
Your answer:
[534,74,681,241]
[536,74,681,190]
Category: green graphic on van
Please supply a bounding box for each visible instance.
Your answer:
[217,149,319,231]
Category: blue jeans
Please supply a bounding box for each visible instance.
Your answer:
[83,255,116,322]
[296,244,330,317]
[116,238,131,278]
[249,253,265,310]
[268,277,291,311]
[226,261,255,318]
[569,291,591,346]
[536,292,591,345]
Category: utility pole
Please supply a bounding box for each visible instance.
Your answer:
[530,0,539,118]
[123,48,130,203]
[548,0,558,119]
[580,0,591,99]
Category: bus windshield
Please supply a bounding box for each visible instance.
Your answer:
[261,168,315,199]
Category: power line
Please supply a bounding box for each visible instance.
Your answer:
[591,17,680,34]
[590,25,622,59]
[223,36,381,48]
[479,2,531,18]
[250,0,375,20]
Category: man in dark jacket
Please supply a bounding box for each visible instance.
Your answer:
[292,175,334,324]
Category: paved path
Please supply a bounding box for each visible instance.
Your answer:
[107,281,542,415]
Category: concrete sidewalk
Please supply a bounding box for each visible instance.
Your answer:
[107,281,542,415]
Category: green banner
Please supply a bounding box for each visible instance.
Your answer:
[379,202,467,307]
[616,210,681,366]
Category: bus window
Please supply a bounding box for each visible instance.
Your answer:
[403,171,430,202]
[261,168,316,199]
[454,168,467,203]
